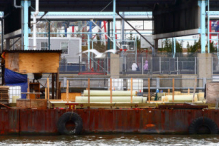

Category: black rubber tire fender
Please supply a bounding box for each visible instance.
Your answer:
[189,117,218,134]
[57,112,83,135]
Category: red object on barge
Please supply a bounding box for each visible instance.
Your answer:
[0,104,218,135]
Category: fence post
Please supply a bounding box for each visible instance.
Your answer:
[177,57,178,75]
[156,78,160,89]
[159,57,161,74]
[212,57,213,74]
[64,77,67,87]
[79,56,81,73]
[125,56,127,73]
[151,57,153,74]
[65,60,67,72]
[203,77,206,88]
[142,57,143,75]
[195,57,197,74]
[66,80,69,103]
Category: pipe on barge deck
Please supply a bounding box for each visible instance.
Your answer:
[0,108,218,135]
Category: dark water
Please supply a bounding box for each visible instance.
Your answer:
[0,134,219,146]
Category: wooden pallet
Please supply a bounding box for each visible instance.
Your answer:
[0,86,9,105]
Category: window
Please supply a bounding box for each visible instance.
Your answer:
[61,42,68,54]
[41,42,48,50]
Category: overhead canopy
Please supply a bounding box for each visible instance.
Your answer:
[1,0,219,12]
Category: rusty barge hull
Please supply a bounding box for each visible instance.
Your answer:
[0,108,218,135]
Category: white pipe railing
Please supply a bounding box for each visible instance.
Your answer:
[14,0,22,8]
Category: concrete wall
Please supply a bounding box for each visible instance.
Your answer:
[197,53,212,88]
[110,54,120,78]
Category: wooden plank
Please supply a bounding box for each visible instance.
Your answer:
[5,53,19,72]
[47,78,50,100]
[192,77,197,103]
[16,99,31,108]
[206,82,219,103]
[45,88,47,100]
[56,68,59,99]
[61,93,81,102]
[30,99,47,109]
[18,53,60,73]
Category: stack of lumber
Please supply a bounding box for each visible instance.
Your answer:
[0,86,9,105]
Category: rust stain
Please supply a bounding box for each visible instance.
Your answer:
[144,124,156,128]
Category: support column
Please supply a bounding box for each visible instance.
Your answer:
[52,73,55,99]
[107,20,110,50]
[113,0,116,50]
[207,0,210,53]
[1,19,4,52]
[6,39,10,50]
[89,21,92,39]
[154,39,158,54]
[23,0,29,50]
[200,0,206,53]
[65,27,67,37]
[121,12,125,46]
[87,34,90,70]
[121,12,125,73]
[173,38,176,58]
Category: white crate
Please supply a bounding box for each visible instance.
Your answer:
[9,86,21,103]
[108,78,123,91]
[127,79,143,92]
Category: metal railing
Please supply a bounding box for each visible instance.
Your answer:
[34,77,212,91]
[58,54,219,75]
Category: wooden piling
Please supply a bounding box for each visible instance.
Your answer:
[110,78,112,103]
[148,78,150,103]
[131,78,133,103]
[172,78,175,103]
[88,78,90,104]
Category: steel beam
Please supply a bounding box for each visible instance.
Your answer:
[200,0,206,53]
[107,20,110,51]
[23,0,30,50]
[113,0,116,50]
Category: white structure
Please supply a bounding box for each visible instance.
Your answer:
[29,37,82,63]
[141,35,162,48]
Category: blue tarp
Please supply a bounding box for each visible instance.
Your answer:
[4,68,28,99]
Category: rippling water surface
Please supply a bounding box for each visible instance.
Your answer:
[0,134,219,146]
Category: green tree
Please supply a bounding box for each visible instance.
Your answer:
[187,39,201,53]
